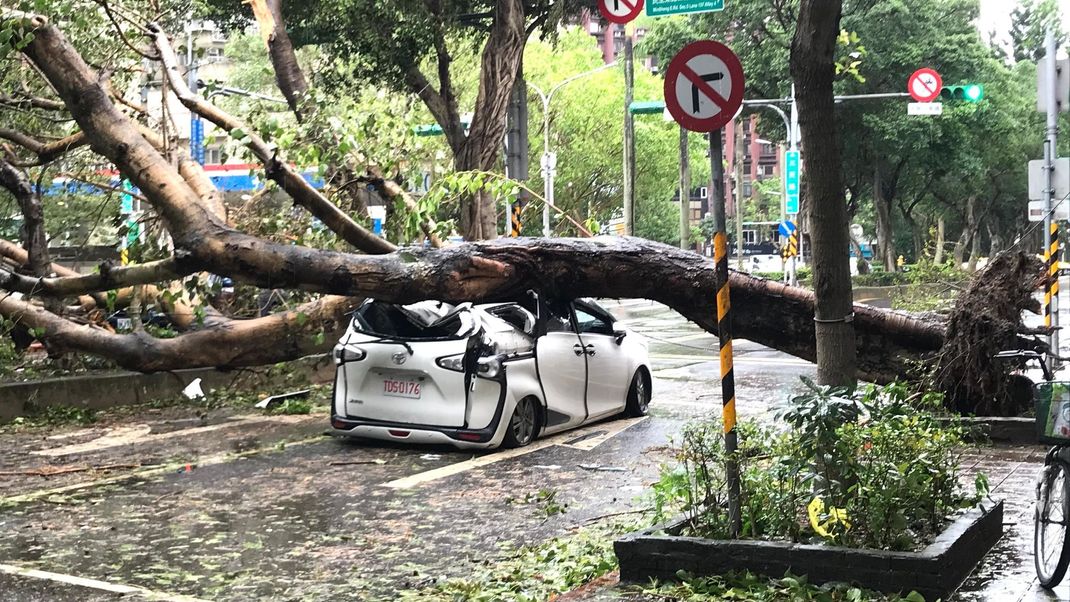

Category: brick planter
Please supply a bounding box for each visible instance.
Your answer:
[615,500,1003,601]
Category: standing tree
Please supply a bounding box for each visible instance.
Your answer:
[790,0,856,386]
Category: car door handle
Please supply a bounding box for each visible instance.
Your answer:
[573,344,584,356]
[584,343,596,357]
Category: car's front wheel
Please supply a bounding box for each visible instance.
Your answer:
[624,370,650,417]
[502,396,539,448]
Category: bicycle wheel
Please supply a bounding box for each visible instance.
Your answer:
[1035,458,1070,588]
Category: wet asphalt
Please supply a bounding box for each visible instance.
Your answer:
[0,299,1059,601]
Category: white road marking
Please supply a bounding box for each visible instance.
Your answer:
[381,417,648,489]
[0,563,211,601]
[31,415,309,457]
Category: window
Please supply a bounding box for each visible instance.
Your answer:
[699,186,708,199]
[574,306,614,336]
[545,302,575,333]
[205,147,221,165]
[743,230,757,244]
[743,183,752,197]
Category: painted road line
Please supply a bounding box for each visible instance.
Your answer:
[382,418,647,489]
[665,332,714,343]
[559,417,648,450]
[32,415,310,457]
[0,563,211,601]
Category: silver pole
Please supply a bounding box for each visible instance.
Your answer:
[1045,29,1060,360]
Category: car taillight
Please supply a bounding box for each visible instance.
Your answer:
[436,354,465,372]
[333,345,366,364]
[456,433,482,441]
[388,430,410,438]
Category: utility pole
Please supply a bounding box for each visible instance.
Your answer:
[789,84,801,264]
[679,126,690,249]
[187,24,204,165]
[1044,29,1061,360]
[733,118,745,269]
[623,36,636,236]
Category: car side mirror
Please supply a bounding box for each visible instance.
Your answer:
[613,329,627,345]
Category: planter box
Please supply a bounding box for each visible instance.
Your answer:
[615,500,1003,601]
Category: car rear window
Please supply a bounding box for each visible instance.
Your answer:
[351,301,473,340]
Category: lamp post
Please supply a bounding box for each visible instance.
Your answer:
[529,62,617,237]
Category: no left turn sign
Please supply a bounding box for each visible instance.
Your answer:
[663,40,745,132]
[908,68,943,103]
[599,0,644,24]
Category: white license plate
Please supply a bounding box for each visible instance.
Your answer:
[382,377,421,399]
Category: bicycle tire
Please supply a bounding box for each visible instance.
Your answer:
[1035,457,1070,588]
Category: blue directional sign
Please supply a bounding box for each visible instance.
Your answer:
[785,150,800,215]
[778,219,797,238]
[190,116,205,165]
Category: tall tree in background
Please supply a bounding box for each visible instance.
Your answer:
[790,0,856,386]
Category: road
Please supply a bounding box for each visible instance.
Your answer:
[0,299,1057,601]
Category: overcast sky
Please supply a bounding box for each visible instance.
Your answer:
[978,0,1070,50]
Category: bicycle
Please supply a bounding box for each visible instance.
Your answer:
[995,349,1068,587]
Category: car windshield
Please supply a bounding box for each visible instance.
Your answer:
[351,301,476,340]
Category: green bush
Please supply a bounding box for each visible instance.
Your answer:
[650,381,982,551]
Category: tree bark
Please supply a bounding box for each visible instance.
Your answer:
[935,215,946,264]
[452,0,526,240]
[247,0,309,119]
[0,160,49,278]
[790,0,856,387]
[873,163,897,271]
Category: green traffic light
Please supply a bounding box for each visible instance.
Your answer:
[940,83,984,102]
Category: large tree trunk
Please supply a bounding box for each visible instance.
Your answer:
[790,0,856,387]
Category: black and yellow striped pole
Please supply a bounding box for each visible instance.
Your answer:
[1046,221,1060,330]
[510,201,523,237]
[709,127,742,537]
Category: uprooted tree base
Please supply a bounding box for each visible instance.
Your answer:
[931,252,1049,416]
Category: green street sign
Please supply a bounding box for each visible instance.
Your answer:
[646,0,724,17]
[629,100,665,115]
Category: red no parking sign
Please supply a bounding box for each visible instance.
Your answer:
[663,40,745,132]
[599,0,644,24]
[908,68,943,103]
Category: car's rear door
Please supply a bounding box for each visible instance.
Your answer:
[574,301,631,419]
[534,302,588,429]
[339,338,473,427]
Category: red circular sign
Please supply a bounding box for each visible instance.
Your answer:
[598,0,644,25]
[907,68,943,103]
[663,40,745,132]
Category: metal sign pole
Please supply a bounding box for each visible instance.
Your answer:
[709,128,741,537]
[1045,30,1060,361]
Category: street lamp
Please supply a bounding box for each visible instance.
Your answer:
[528,62,618,237]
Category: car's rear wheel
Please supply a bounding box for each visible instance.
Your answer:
[502,396,538,448]
[624,370,650,417]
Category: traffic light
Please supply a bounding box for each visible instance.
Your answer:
[941,84,984,102]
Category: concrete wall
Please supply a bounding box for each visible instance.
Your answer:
[0,355,334,422]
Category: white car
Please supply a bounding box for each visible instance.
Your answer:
[329,296,651,449]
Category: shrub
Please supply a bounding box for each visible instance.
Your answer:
[650,380,982,551]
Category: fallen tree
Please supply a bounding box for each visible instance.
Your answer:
[0,12,1048,415]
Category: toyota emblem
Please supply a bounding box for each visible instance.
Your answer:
[391,352,408,365]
